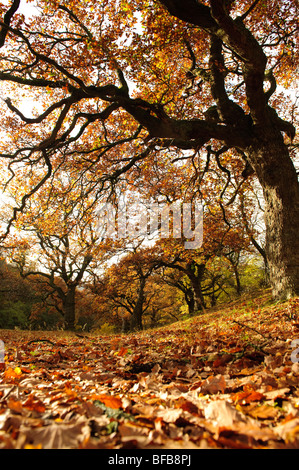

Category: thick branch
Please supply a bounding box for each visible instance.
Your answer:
[160,0,268,124]
[159,0,217,30]
[120,96,251,149]
[0,71,67,89]
[0,0,20,47]
[208,35,246,125]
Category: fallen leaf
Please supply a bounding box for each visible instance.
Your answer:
[232,390,265,404]
[177,399,199,415]
[7,399,23,414]
[213,354,233,367]
[200,375,226,394]
[4,367,22,383]
[263,388,290,400]
[117,347,128,356]
[118,421,151,443]
[242,403,280,420]
[273,418,299,442]
[204,400,246,427]
[17,418,90,449]
[155,408,183,423]
[92,394,122,409]
[23,394,46,413]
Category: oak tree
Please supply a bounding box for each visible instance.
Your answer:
[92,246,162,332]
[0,0,298,300]
[5,187,116,330]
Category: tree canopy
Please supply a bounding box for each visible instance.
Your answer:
[0,0,298,322]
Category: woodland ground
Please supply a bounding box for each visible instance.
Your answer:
[1,289,299,450]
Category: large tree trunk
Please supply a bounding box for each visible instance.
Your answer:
[186,262,206,312]
[130,277,146,331]
[184,287,195,314]
[63,287,76,330]
[249,135,299,299]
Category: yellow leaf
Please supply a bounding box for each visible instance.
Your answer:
[24,444,43,449]
[14,367,22,375]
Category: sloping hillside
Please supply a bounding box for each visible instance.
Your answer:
[1,290,299,449]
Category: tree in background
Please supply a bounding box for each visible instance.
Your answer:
[3,183,119,330]
[91,246,163,332]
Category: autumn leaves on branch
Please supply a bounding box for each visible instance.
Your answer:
[0,0,297,301]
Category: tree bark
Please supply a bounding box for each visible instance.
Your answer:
[248,135,299,299]
[184,287,195,315]
[122,316,131,333]
[225,254,242,296]
[186,262,206,312]
[130,277,146,331]
[63,286,76,330]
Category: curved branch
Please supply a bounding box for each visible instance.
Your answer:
[208,35,246,125]
[160,0,268,124]
[0,151,52,241]
[264,69,277,103]
[120,95,251,149]
[4,96,71,124]
[0,0,20,47]
[58,5,93,40]
[0,71,67,89]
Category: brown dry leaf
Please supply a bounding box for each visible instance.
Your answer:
[204,400,246,428]
[263,388,290,400]
[7,398,23,414]
[17,418,90,449]
[219,423,278,445]
[78,401,106,418]
[118,421,151,445]
[91,394,122,409]
[200,375,226,394]
[273,418,299,442]
[0,410,22,432]
[23,394,46,413]
[242,403,280,420]
[177,398,200,415]
[204,400,279,445]
[155,408,183,423]
[130,403,156,418]
[233,367,264,376]
[232,390,265,405]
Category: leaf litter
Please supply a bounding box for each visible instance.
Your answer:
[1,292,299,449]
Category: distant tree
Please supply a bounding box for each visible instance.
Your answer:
[92,247,159,331]
[5,187,117,330]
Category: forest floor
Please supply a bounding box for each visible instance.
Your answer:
[1,290,299,450]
